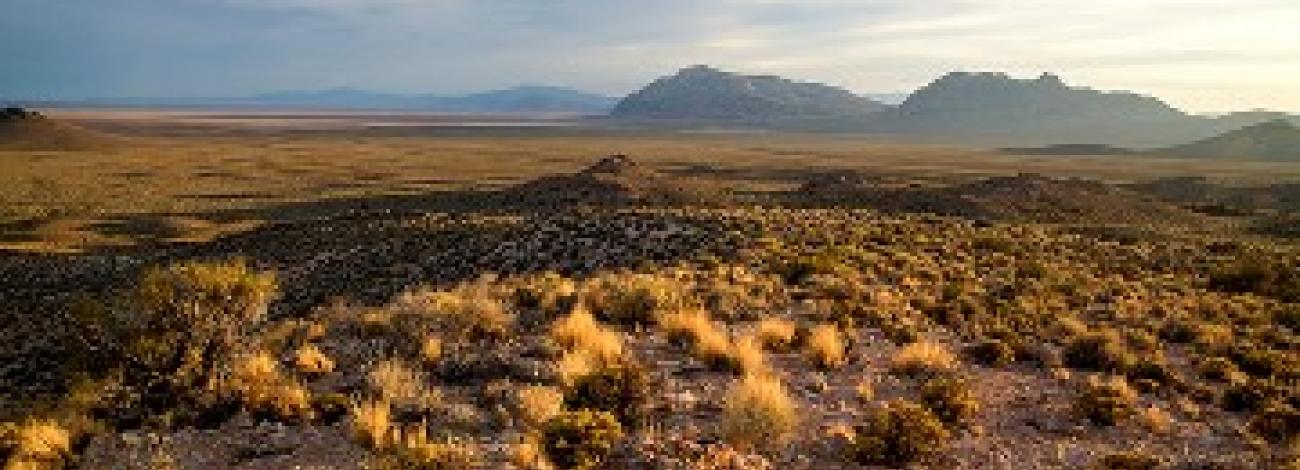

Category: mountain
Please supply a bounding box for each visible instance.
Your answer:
[1153,120,1300,160]
[609,65,887,122]
[0,107,121,151]
[876,72,1210,146]
[426,86,618,113]
[37,86,618,114]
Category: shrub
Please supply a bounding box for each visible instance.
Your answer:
[721,375,798,451]
[657,309,745,372]
[1198,357,1245,383]
[368,360,439,409]
[227,351,315,423]
[586,274,690,326]
[890,342,957,377]
[514,386,564,428]
[550,308,623,364]
[852,400,951,466]
[1125,358,1179,393]
[966,339,1015,366]
[375,427,479,470]
[563,360,650,428]
[1221,380,1281,412]
[1077,376,1138,426]
[2,419,72,468]
[919,376,980,426]
[753,318,796,351]
[349,399,393,449]
[399,288,512,341]
[1064,331,1132,373]
[541,410,624,470]
[293,344,336,376]
[1248,404,1299,444]
[1208,257,1300,303]
[420,336,443,365]
[805,324,846,369]
[1093,450,1163,470]
[1230,348,1295,379]
[126,259,277,397]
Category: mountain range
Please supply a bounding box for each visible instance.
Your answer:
[609,67,1300,148]
[27,86,619,114]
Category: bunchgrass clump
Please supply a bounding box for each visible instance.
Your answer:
[721,374,799,451]
[805,324,846,369]
[890,342,957,377]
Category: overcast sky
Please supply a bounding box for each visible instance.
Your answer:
[3,0,1298,113]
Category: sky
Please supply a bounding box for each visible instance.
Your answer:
[2,0,1298,113]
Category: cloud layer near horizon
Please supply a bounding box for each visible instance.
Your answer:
[2,0,1298,112]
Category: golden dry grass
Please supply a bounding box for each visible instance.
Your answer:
[5,113,1300,253]
[753,318,796,351]
[292,344,336,375]
[721,374,798,450]
[890,341,958,376]
[805,323,846,369]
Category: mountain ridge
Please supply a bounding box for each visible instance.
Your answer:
[609,65,888,122]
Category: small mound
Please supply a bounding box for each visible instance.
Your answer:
[805,172,1202,225]
[0,107,120,151]
[505,155,725,206]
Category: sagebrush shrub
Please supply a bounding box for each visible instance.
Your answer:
[966,339,1015,366]
[541,410,624,470]
[1248,404,1299,444]
[126,259,277,395]
[919,376,980,426]
[563,360,650,428]
[1093,450,1163,470]
[852,400,951,466]
[1077,376,1138,426]
[1064,331,1132,373]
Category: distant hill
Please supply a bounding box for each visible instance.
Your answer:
[1000,143,1136,156]
[609,65,887,122]
[0,107,119,151]
[1152,120,1300,161]
[39,86,619,114]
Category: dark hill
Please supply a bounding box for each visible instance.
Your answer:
[1152,120,1300,161]
[803,172,1202,225]
[0,108,120,151]
[609,65,887,122]
[504,155,725,206]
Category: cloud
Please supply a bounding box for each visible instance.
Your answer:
[1,0,1297,111]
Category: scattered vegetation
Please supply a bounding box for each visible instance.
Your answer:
[720,374,798,451]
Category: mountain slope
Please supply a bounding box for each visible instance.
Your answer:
[1153,120,1300,160]
[610,65,886,121]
